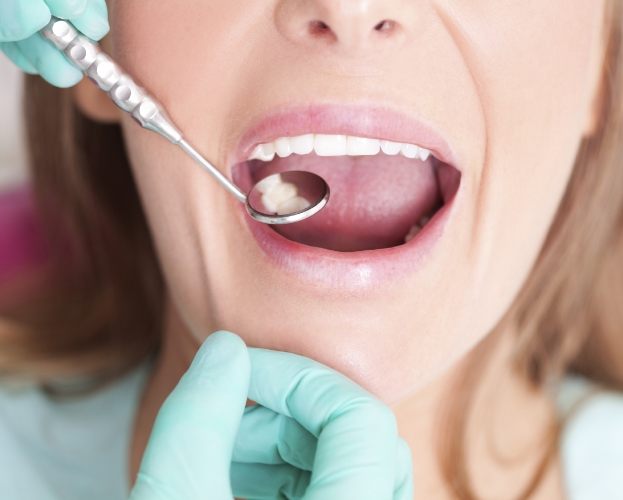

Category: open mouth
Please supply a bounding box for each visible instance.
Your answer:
[231,134,462,252]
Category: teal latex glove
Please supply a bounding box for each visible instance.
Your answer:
[0,0,109,87]
[129,331,414,499]
[129,331,251,500]
[232,345,414,499]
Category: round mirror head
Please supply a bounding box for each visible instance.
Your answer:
[246,171,330,225]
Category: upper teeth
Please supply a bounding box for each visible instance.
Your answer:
[248,134,432,162]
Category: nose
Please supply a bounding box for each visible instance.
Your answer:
[275,0,413,53]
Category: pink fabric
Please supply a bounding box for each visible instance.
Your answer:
[0,183,50,284]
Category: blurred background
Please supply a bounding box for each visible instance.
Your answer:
[0,55,28,193]
[0,55,49,305]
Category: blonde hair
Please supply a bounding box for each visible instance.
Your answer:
[1,1,622,497]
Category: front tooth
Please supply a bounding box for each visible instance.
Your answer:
[249,135,433,162]
[290,134,314,155]
[401,143,420,159]
[275,137,293,158]
[314,134,347,156]
[380,140,402,155]
[347,136,381,156]
[250,143,275,162]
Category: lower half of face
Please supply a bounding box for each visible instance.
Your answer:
[110,0,604,404]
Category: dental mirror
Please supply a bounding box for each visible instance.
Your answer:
[179,140,330,224]
[246,171,330,224]
[41,17,329,225]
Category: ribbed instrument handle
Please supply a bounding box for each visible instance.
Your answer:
[41,17,183,144]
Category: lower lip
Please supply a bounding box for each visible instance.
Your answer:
[233,181,462,295]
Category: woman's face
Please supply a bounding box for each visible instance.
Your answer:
[103,0,605,404]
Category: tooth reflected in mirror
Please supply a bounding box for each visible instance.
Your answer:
[254,173,313,216]
[245,170,329,224]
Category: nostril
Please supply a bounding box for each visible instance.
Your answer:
[308,20,332,36]
[374,20,391,31]
[374,20,393,32]
[305,17,401,46]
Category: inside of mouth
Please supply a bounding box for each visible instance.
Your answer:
[232,152,461,252]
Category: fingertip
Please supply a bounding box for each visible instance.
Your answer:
[76,17,109,43]
[193,330,250,372]
[207,329,240,342]
[0,1,51,42]
[16,34,83,88]
[70,0,109,41]
[35,49,83,87]
[44,0,89,19]
[44,64,83,87]
[160,330,250,426]
[29,2,54,34]
[204,329,247,351]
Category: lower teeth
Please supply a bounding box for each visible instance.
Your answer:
[404,215,431,243]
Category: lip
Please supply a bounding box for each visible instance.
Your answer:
[226,102,464,294]
[226,103,462,175]
[234,185,460,293]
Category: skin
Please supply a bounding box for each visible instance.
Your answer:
[75,0,607,497]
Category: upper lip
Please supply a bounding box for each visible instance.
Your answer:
[226,102,461,173]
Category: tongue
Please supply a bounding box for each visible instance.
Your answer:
[250,153,442,251]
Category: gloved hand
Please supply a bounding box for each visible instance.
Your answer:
[0,0,109,87]
[232,341,414,499]
[129,330,414,500]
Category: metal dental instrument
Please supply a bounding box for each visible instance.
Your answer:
[40,18,329,225]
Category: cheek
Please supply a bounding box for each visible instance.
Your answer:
[105,1,260,324]
[449,0,601,323]
[107,0,270,138]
